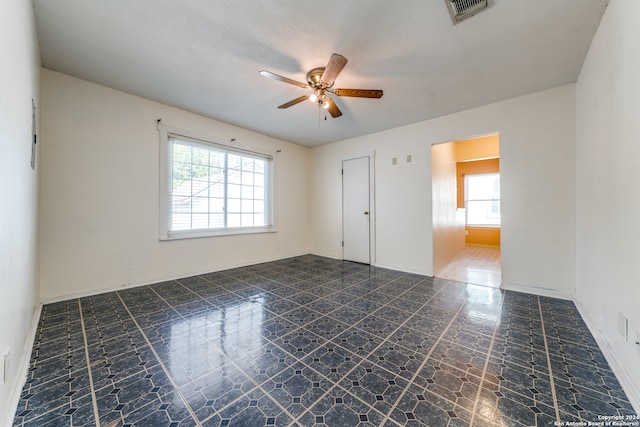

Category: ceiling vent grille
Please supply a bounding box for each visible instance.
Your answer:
[445,0,492,24]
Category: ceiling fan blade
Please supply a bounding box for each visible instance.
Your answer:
[259,70,308,88]
[277,95,309,109]
[325,97,342,118]
[321,54,348,86]
[333,88,384,98]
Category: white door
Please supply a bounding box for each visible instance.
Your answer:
[342,156,371,264]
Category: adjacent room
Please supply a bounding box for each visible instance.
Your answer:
[432,135,501,288]
[433,134,502,288]
[2,0,639,426]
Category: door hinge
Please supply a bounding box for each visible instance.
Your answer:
[341,169,343,175]
[341,241,344,247]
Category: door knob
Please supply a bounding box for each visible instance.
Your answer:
[364,211,369,215]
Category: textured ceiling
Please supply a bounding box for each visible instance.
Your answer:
[32,0,607,147]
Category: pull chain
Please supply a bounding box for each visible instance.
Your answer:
[317,106,328,126]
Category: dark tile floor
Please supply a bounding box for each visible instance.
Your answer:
[12,255,638,426]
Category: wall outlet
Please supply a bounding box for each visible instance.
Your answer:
[617,312,628,341]
[2,347,10,383]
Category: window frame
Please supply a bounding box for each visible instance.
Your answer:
[464,172,501,228]
[159,124,276,240]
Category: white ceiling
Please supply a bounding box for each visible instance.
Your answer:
[32,0,607,147]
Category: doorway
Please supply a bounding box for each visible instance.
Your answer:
[342,154,374,264]
[432,134,502,287]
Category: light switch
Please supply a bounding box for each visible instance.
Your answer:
[618,312,628,340]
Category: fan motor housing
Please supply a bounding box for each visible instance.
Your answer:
[307,67,330,88]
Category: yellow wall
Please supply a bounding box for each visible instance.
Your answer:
[454,134,499,162]
[455,134,500,247]
[466,227,501,247]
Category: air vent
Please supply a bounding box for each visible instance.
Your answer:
[445,0,492,24]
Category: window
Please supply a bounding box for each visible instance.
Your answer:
[159,126,274,239]
[465,173,500,226]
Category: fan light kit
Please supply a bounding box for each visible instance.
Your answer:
[259,53,383,118]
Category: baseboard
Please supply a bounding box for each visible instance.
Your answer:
[500,281,574,301]
[371,262,432,277]
[574,299,640,414]
[306,252,434,277]
[308,251,341,261]
[465,243,501,249]
[2,303,42,427]
[40,251,311,305]
[433,250,467,277]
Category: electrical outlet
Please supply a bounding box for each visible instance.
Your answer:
[2,347,10,383]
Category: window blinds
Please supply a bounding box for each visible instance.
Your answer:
[166,133,274,237]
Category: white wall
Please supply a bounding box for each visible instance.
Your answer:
[39,70,311,301]
[431,142,466,273]
[311,84,577,297]
[0,0,41,424]
[576,0,640,409]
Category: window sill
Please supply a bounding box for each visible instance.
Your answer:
[161,226,277,241]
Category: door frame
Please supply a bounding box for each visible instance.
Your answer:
[341,151,376,265]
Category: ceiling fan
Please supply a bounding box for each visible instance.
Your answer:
[259,53,383,118]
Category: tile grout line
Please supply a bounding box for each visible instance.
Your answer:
[159,278,322,426]
[169,290,399,426]
[115,292,204,427]
[537,296,561,423]
[114,264,507,425]
[288,277,456,427]
[142,285,303,426]
[467,290,506,427]
[378,297,468,426]
[247,266,441,340]
[12,307,91,427]
[281,276,435,426]
[207,264,435,359]
[175,271,404,427]
[111,267,439,421]
[77,299,102,427]
[16,259,635,427]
